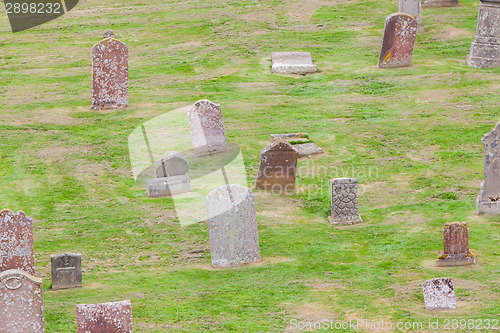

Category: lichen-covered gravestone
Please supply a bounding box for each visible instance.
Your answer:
[254,141,299,192]
[422,277,457,310]
[0,209,35,275]
[51,252,83,290]
[378,13,417,68]
[438,222,475,267]
[398,0,424,32]
[271,52,317,74]
[467,0,500,68]
[91,30,128,110]
[477,121,500,214]
[187,99,228,157]
[146,151,191,197]
[206,185,261,268]
[75,300,133,333]
[0,269,45,332]
[329,178,363,225]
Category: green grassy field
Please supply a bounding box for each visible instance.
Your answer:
[0,0,499,331]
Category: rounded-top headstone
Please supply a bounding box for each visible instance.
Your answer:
[154,151,189,178]
[103,29,114,38]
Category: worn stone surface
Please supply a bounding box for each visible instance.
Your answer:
[51,252,82,290]
[0,269,45,332]
[254,140,299,192]
[0,209,35,275]
[154,151,189,178]
[293,142,323,158]
[438,222,475,267]
[378,13,417,68]
[146,175,191,197]
[269,133,309,143]
[421,0,459,7]
[477,121,500,214]
[329,178,363,225]
[422,278,457,310]
[398,0,424,32]
[91,30,128,110]
[75,300,133,333]
[271,52,317,74]
[187,100,228,157]
[206,185,261,268]
[467,0,500,68]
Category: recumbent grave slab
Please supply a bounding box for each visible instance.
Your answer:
[271,52,317,74]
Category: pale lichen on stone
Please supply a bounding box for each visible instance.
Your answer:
[75,300,133,333]
[378,13,417,68]
[422,277,457,310]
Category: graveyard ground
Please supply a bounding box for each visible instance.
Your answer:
[0,0,499,331]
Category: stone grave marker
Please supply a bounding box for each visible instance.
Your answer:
[187,100,228,157]
[438,222,475,267]
[91,30,128,110]
[254,140,299,192]
[477,121,500,214]
[271,52,317,74]
[293,142,323,158]
[467,0,500,68]
[206,185,261,268]
[269,133,323,158]
[378,13,417,68]
[0,269,45,332]
[422,277,457,310]
[329,178,363,225]
[421,0,458,7]
[398,0,424,32]
[146,151,191,197]
[51,252,83,290]
[75,300,133,333]
[0,209,35,275]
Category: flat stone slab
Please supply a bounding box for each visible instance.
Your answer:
[269,133,309,143]
[438,256,476,267]
[293,142,323,158]
[422,277,456,310]
[271,52,317,74]
[421,0,459,7]
[146,175,191,197]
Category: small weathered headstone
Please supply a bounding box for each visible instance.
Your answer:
[254,140,299,192]
[329,178,363,225]
[421,0,458,7]
[477,121,500,214]
[398,0,424,32]
[271,52,317,74]
[422,277,457,310]
[0,269,45,332]
[51,252,83,290]
[293,142,323,158]
[146,175,191,197]
[206,185,261,268]
[438,222,475,267]
[378,13,417,68]
[154,151,189,178]
[91,30,128,110]
[0,209,35,275]
[467,0,500,68]
[75,300,133,333]
[187,100,228,157]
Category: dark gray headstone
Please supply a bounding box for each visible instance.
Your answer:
[51,252,82,290]
[422,278,457,310]
[477,121,500,214]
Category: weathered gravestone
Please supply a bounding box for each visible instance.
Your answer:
[271,52,317,74]
[206,185,261,268]
[0,209,35,275]
[293,142,323,158]
[421,0,458,7]
[422,277,457,310]
[378,13,417,68]
[438,222,475,267]
[398,0,424,32]
[0,269,45,332]
[328,178,363,225]
[467,0,500,68]
[146,151,191,197]
[477,121,500,214]
[187,100,228,157]
[269,133,323,158]
[254,141,299,192]
[75,300,133,333]
[91,30,128,110]
[51,252,83,290]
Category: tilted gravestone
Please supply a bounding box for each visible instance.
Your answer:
[51,252,83,290]
[206,185,261,268]
[378,13,417,68]
[91,30,128,110]
[0,209,35,275]
[477,121,500,214]
[421,0,458,7]
[75,300,133,333]
[187,100,228,157]
[154,151,189,178]
[398,0,424,32]
[329,178,363,225]
[271,52,317,74]
[467,0,500,68]
[0,269,45,332]
[422,277,457,310]
[146,151,191,197]
[254,140,299,192]
[438,222,475,267]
